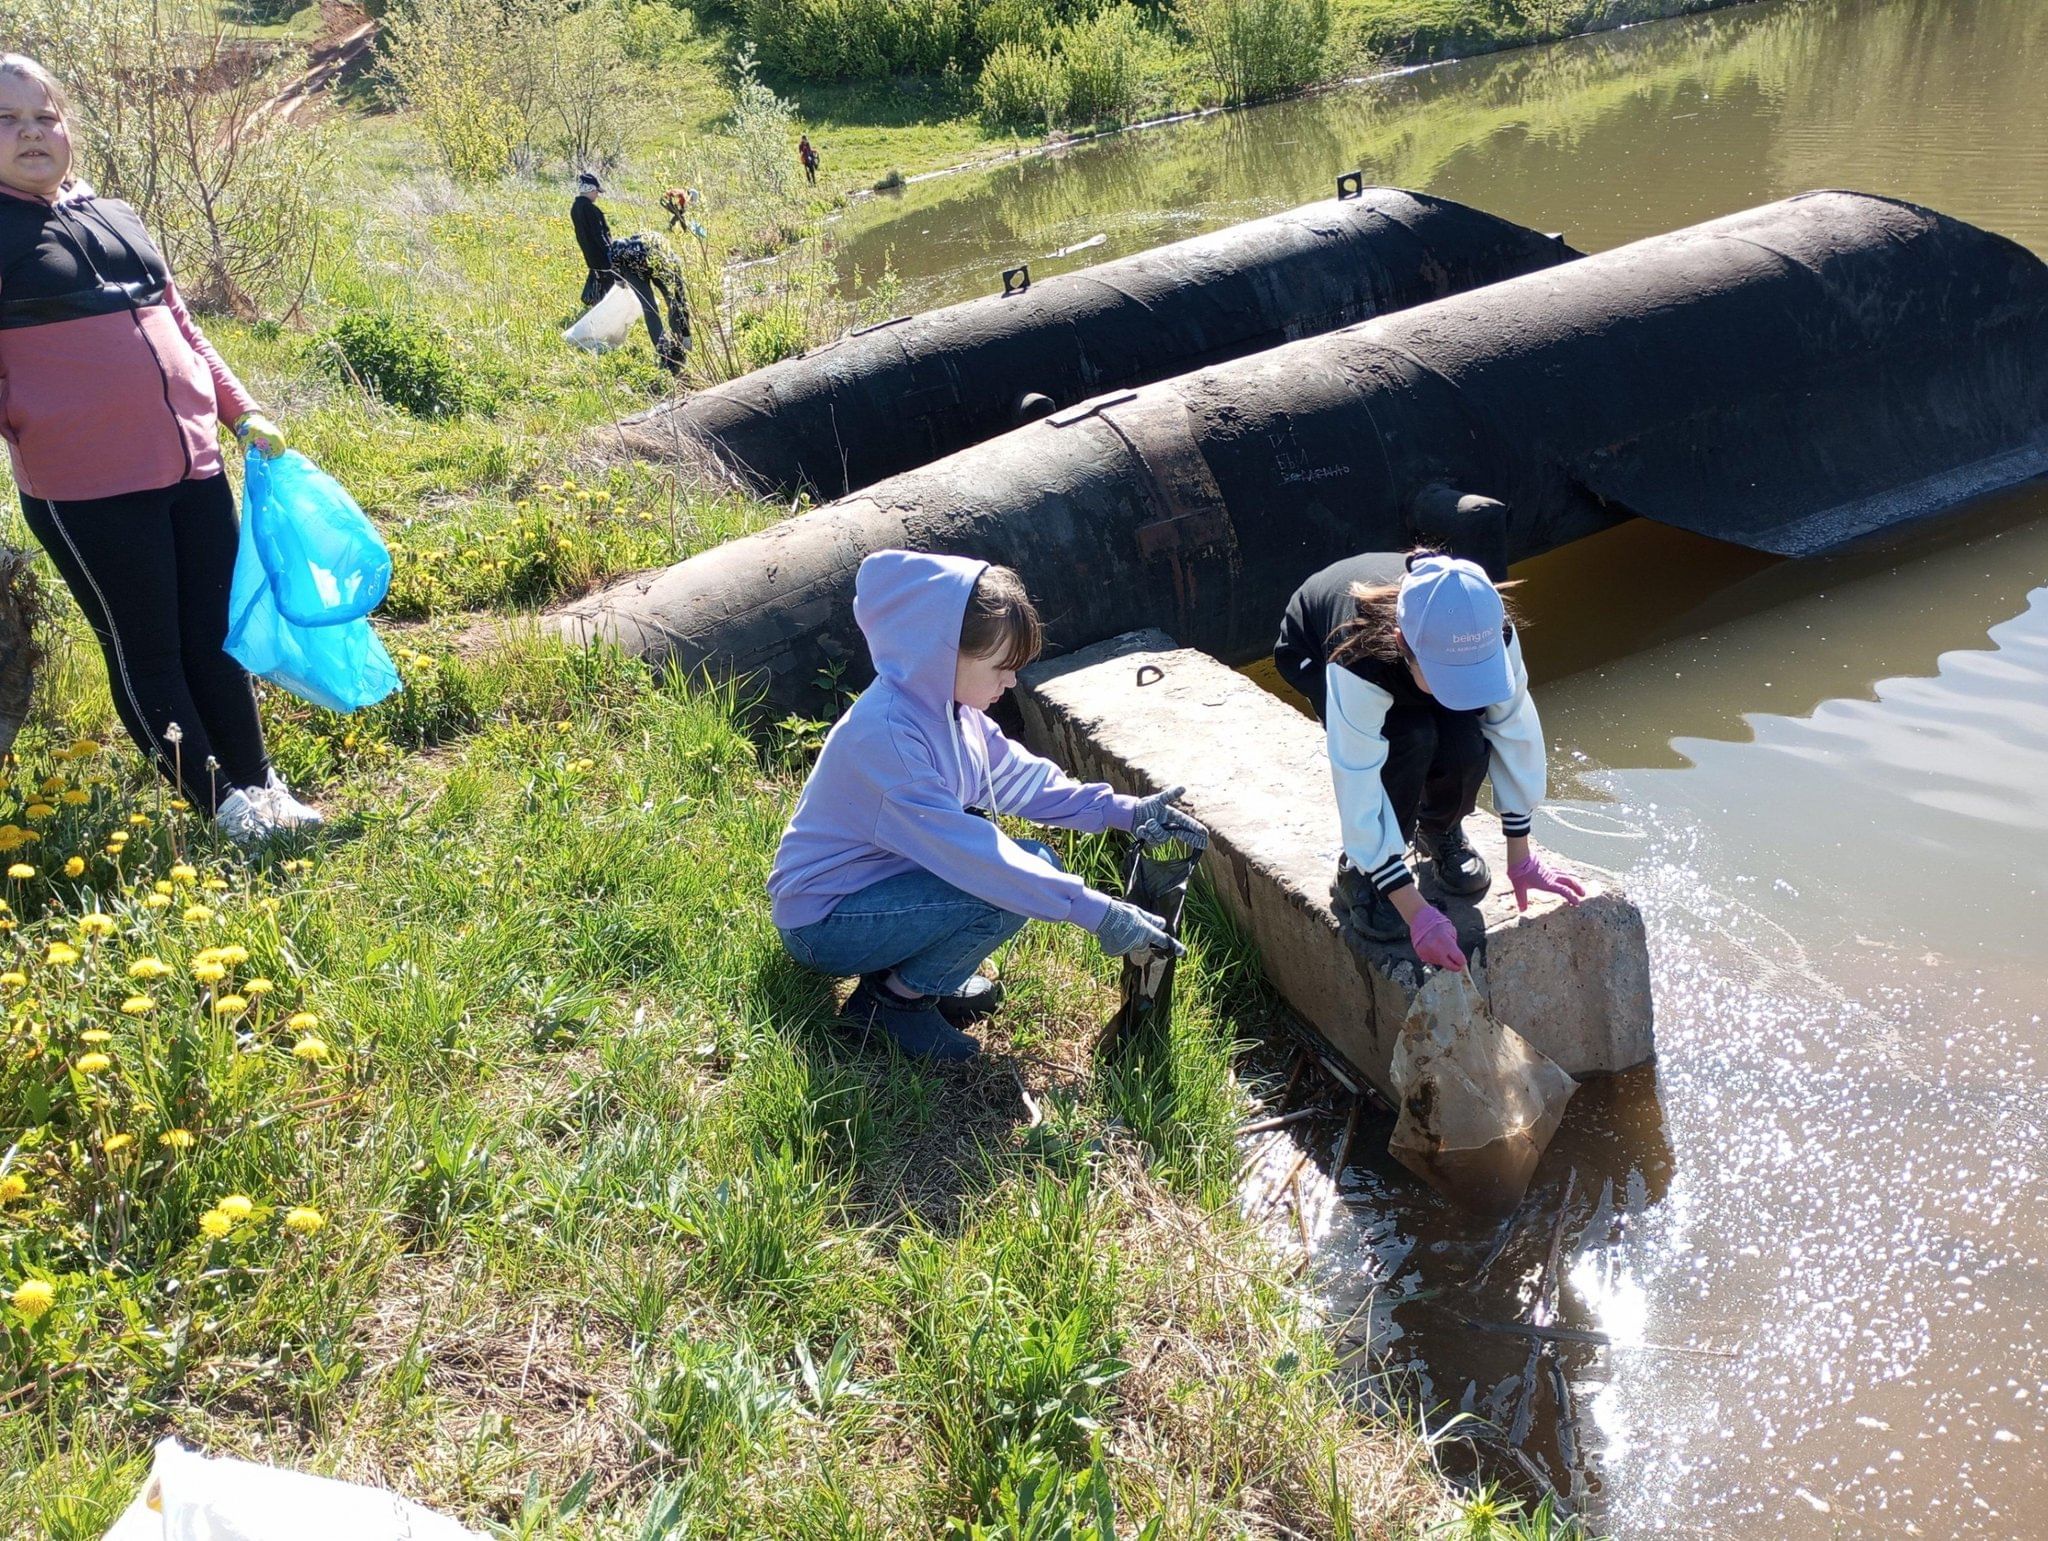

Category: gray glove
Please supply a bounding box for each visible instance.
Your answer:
[1093,898,1182,959]
[1131,785,1208,851]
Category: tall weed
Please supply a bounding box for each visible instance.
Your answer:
[1176,0,1333,102]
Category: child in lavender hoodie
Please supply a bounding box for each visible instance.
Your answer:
[769,551,1207,1061]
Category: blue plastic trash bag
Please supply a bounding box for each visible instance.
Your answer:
[244,448,392,627]
[227,454,399,714]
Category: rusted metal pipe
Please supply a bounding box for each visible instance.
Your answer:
[559,193,2048,718]
[620,186,1577,498]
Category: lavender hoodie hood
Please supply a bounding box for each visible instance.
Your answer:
[768,551,1138,931]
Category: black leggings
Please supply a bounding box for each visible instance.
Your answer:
[1381,700,1488,841]
[19,474,269,815]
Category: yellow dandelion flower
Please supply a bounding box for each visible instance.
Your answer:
[38,776,64,795]
[257,897,281,915]
[0,1174,27,1203]
[159,1128,196,1149]
[288,1011,319,1032]
[63,857,85,878]
[183,905,214,924]
[169,864,197,884]
[128,957,170,979]
[214,944,249,967]
[61,790,89,806]
[244,977,273,996]
[291,1035,329,1061]
[0,828,22,852]
[201,877,227,893]
[78,913,115,937]
[128,813,150,826]
[217,1193,253,1220]
[121,995,155,1015]
[7,863,34,880]
[169,799,189,813]
[79,1030,110,1044]
[43,943,79,966]
[107,829,129,845]
[17,831,36,844]
[24,803,53,819]
[191,962,226,985]
[0,972,24,989]
[74,1052,111,1074]
[102,1133,134,1155]
[10,1279,53,1320]
[143,893,171,911]
[212,994,248,1016]
[283,1206,324,1235]
[69,739,101,757]
[153,880,174,896]
[198,1209,233,1239]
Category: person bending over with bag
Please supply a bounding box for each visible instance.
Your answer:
[769,551,1208,1062]
[1279,549,1583,972]
[0,54,318,845]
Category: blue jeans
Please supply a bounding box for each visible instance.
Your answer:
[779,840,1059,996]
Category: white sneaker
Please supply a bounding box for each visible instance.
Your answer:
[214,787,280,847]
[264,771,325,830]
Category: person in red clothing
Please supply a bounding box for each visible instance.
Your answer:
[0,54,319,844]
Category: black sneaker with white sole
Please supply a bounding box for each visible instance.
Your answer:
[1331,862,1408,943]
[1414,822,1491,898]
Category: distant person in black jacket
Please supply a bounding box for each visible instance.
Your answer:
[571,172,613,307]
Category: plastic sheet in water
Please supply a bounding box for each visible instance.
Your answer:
[1389,969,1578,1215]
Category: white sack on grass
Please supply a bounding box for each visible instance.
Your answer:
[563,280,642,353]
[103,1438,483,1541]
[1388,967,1577,1216]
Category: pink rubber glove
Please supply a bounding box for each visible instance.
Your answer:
[1408,903,1467,972]
[1508,852,1587,912]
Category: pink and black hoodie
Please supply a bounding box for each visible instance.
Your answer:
[0,180,257,503]
[768,551,1141,932]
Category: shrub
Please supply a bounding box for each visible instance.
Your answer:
[977,39,1069,129]
[1175,0,1332,103]
[321,311,473,418]
[1059,4,1149,124]
[977,0,1064,51]
[746,0,979,82]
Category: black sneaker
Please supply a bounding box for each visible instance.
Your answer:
[937,973,1003,1026]
[840,976,981,1063]
[1331,863,1407,943]
[1415,822,1491,898]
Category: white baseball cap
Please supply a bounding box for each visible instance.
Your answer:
[1395,553,1512,710]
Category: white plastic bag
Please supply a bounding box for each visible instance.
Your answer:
[562,279,641,353]
[103,1438,483,1541]
[1388,969,1577,1215]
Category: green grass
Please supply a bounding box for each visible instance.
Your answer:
[0,5,1649,1528]
[0,599,1570,1535]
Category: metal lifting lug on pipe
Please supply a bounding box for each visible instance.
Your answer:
[558,192,2048,721]
[612,188,1579,500]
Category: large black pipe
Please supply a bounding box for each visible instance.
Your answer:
[559,192,2048,718]
[622,186,1576,498]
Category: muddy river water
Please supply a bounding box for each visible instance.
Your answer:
[833,0,2048,1532]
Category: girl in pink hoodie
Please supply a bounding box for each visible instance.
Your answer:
[0,54,317,843]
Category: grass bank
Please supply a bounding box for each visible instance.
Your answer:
[0,607,1579,1538]
[0,11,1607,1533]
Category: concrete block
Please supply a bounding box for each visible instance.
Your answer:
[1015,631,1653,1098]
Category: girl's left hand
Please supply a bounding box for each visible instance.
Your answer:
[1132,785,1208,851]
[234,411,288,459]
[1507,850,1587,912]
